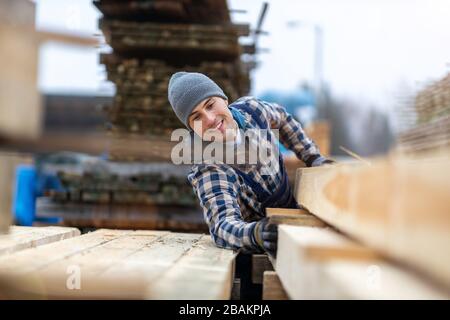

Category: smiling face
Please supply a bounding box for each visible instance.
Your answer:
[188,96,237,142]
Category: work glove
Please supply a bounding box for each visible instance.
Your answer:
[322,158,336,166]
[253,218,278,257]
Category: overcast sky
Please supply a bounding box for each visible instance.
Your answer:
[36,0,450,111]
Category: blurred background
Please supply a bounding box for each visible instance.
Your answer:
[1,0,449,230]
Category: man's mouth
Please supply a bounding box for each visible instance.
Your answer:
[214,119,224,131]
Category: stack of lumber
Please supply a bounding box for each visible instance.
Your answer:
[263,149,450,299]
[100,54,246,137]
[96,0,252,144]
[397,72,450,153]
[40,160,204,232]
[0,227,236,299]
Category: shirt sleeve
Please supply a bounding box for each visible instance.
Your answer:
[188,164,260,251]
[248,98,328,167]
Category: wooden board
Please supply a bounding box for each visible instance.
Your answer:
[0,3,41,140]
[0,229,236,299]
[0,226,80,256]
[276,225,449,299]
[262,271,289,300]
[266,208,326,227]
[0,153,33,233]
[295,151,450,288]
[251,254,273,284]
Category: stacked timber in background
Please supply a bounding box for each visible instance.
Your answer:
[397,72,450,153]
[95,0,252,145]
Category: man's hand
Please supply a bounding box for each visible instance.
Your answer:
[253,218,278,257]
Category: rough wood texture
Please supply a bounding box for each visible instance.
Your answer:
[0,226,80,255]
[276,225,449,299]
[295,151,450,289]
[262,271,289,300]
[251,254,273,284]
[0,229,236,299]
[266,208,326,227]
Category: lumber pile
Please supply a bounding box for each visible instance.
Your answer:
[295,152,450,288]
[95,0,252,147]
[0,228,236,299]
[276,225,448,299]
[40,159,203,231]
[397,72,450,153]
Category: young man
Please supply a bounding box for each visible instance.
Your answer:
[168,72,333,256]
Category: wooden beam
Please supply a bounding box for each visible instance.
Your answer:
[295,151,450,288]
[262,271,289,300]
[276,225,449,299]
[251,254,273,284]
[0,226,80,256]
[0,229,236,299]
[0,153,33,233]
[266,208,326,227]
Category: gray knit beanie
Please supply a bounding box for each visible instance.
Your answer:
[168,72,228,128]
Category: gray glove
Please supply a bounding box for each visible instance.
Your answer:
[253,218,278,256]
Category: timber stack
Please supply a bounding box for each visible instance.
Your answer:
[95,0,252,146]
[397,72,450,153]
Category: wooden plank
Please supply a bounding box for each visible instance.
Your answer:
[0,21,41,140]
[252,254,273,284]
[266,208,326,227]
[0,230,236,299]
[0,226,80,256]
[0,153,33,233]
[295,151,450,288]
[0,155,14,233]
[146,235,236,299]
[262,271,289,300]
[276,225,449,299]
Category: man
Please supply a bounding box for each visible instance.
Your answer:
[168,72,333,256]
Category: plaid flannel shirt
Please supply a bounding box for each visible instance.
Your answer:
[187,96,328,251]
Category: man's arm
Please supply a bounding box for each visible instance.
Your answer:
[246,98,330,166]
[188,164,260,251]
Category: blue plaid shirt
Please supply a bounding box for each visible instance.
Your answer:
[188,96,327,251]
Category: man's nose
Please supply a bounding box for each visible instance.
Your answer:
[204,111,216,127]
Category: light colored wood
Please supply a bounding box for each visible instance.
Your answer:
[266,207,326,227]
[252,254,273,284]
[276,225,449,299]
[0,153,33,233]
[0,229,236,299]
[146,235,236,299]
[0,156,14,233]
[262,271,289,300]
[295,151,450,288]
[0,226,80,255]
[0,15,42,140]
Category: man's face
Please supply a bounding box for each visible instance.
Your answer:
[188,96,237,142]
